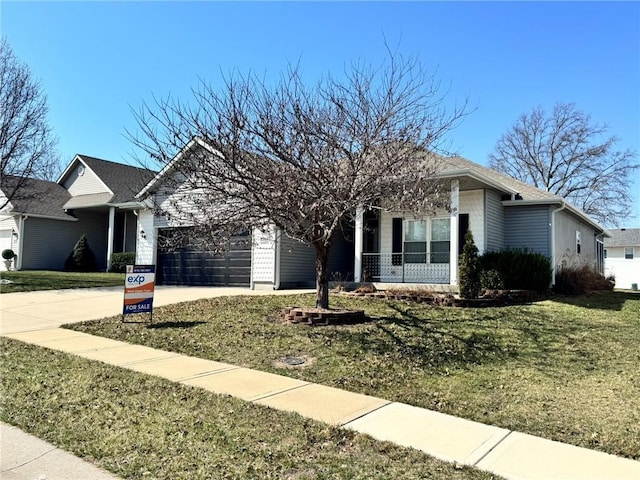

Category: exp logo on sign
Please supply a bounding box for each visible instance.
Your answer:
[123,265,155,318]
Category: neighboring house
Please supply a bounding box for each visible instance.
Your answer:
[604,228,640,290]
[134,139,608,290]
[0,155,155,271]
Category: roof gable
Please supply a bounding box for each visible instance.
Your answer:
[57,154,157,205]
[78,155,156,203]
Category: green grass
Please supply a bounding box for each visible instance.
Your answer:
[66,291,640,460]
[0,338,498,480]
[0,270,124,293]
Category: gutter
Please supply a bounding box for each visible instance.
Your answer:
[8,210,78,222]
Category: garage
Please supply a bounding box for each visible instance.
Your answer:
[156,232,251,287]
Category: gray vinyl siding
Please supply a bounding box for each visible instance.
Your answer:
[484,190,504,252]
[21,212,109,271]
[278,235,316,288]
[504,205,551,257]
[554,209,598,268]
[62,164,110,196]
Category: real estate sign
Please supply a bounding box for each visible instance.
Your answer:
[123,264,155,318]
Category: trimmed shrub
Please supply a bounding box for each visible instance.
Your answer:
[109,252,136,273]
[64,234,98,272]
[2,249,15,260]
[480,268,504,290]
[459,229,481,299]
[479,249,552,292]
[554,264,614,295]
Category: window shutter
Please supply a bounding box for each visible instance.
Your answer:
[392,218,402,266]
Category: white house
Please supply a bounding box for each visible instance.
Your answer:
[133,139,609,290]
[604,228,640,290]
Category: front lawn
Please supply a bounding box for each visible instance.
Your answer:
[0,338,497,480]
[66,291,640,460]
[0,270,125,293]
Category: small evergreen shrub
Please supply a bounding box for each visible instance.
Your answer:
[2,249,15,260]
[554,264,614,295]
[480,268,504,290]
[109,252,136,273]
[479,249,551,292]
[458,229,481,299]
[64,234,99,272]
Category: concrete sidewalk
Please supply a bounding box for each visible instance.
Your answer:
[2,287,639,480]
[1,422,120,480]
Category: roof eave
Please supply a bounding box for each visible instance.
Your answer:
[437,168,518,195]
[8,211,78,222]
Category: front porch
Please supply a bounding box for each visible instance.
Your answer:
[352,180,461,286]
[361,252,450,284]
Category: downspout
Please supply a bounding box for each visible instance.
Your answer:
[16,215,27,270]
[550,201,566,286]
[354,207,363,283]
[273,227,281,290]
[106,206,115,271]
[122,211,127,251]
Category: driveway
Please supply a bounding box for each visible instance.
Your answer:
[0,286,313,335]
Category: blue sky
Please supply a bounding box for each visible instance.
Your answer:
[2,1,639,224]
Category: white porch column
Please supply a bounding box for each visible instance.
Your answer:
[106,206,115,271]
[449,180,459,286]
[354,207,364,282]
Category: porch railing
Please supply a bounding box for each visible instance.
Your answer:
[361,253,450,284]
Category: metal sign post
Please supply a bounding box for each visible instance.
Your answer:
[122,264,155,323]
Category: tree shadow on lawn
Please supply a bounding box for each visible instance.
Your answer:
[551,291,639,311]
[324,303,600,376]
[321,304,517,371]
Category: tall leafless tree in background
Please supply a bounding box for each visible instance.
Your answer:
[0,38,59,210]
[490,102,638,226]
[129,54,467,308]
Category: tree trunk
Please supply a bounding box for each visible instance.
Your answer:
[314,243,330,309]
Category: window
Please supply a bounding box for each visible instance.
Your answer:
[604,249,607,259]
[431,218,451,264]
[625,247,634,260]
[576,231,581,255]
[404,220,427,263]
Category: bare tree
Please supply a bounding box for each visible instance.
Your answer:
[0,38,59,209]
[490,102,639,226]
[129,54,466,308]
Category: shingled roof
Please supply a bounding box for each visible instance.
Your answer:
[445,156,560,202]
[604,228,640,247]
[76,155,156,203]
[1,176,75,220]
